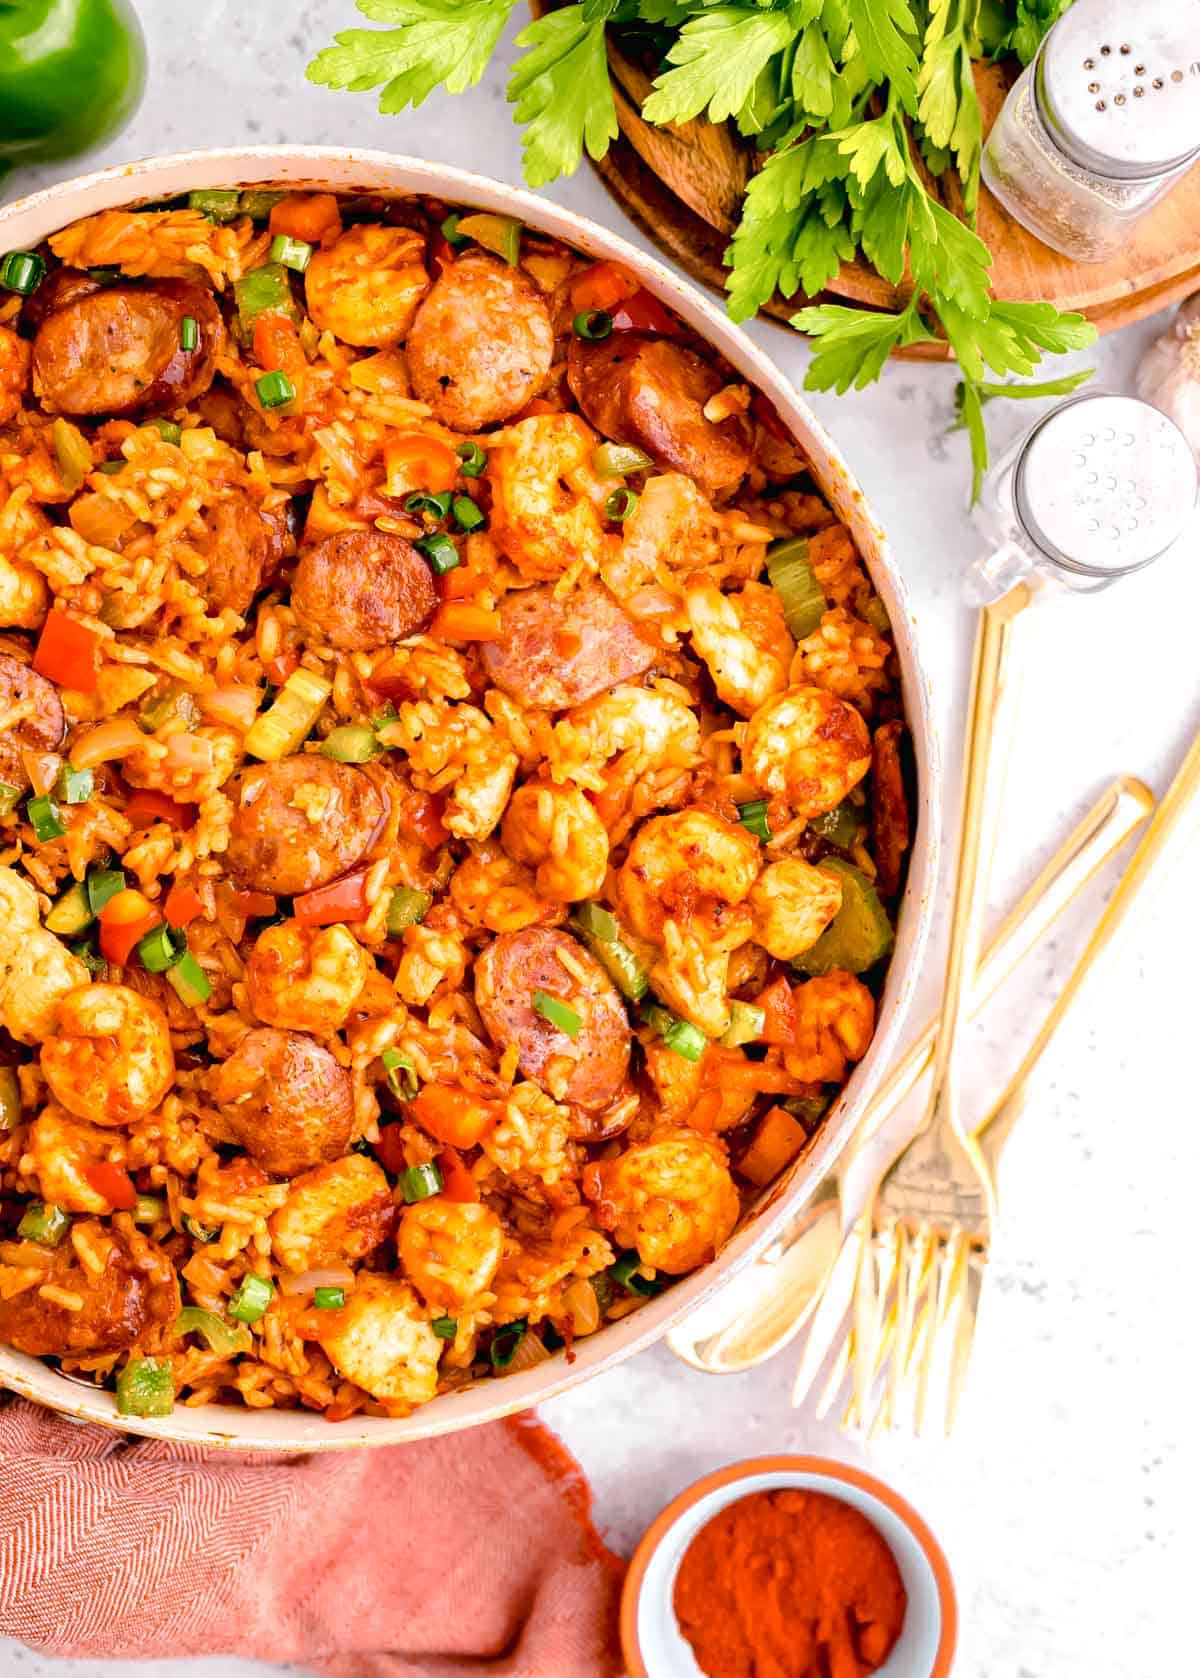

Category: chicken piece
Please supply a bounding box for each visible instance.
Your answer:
[684,579,793,717]
[397,1200,504,1313]
[385,700,517,841]
[312,1273,441,1408]
[595,1129,740,1274]
[269,1155,394,1274]
[244,921,370,1034]
[0,867,91,1045]
[500,781,609,904]
[749,857,843,961]
[40,983,174,1126]
[0,552,49,630]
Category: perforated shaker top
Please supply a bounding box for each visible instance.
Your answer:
[1038,0,1200,178]
[1014,394,1198,578]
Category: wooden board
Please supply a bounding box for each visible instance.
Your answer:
[532,3,1200,354]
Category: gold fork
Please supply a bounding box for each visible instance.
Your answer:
[832,714,1200,1437]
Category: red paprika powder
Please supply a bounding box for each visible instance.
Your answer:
[672,1487,907,1678]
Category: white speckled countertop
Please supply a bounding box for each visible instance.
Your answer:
[2,4,1196,1676]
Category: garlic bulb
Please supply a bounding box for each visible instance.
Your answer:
[1135,292,1200,460]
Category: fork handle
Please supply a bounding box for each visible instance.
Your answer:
[980,717,1200,1169]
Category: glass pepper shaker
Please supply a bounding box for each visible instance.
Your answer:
[981,0,1200,262]
[969,391,1198,601]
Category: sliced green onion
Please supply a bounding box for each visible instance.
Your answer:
[766,537,826,639]
[0,783,22,817]
[313,1286,345,1310]
[228,1273,274,1324]
[490,1319,527,1369]
[0,1067,21,1132]
[604,487,639,523]
[440,213,467,248]
[456,441,486,478]
[664,1018,706,1061]
[44,881,93,936]
[721,999,766,1048]
[26,794,65,842]
[610,1251,660,1298]
[182,1212,220,1244]
[431,1315,458,1340]
[71,939,106,975]
[386,887,431,935]
[591,442,653,477]
[167,950,212,1007]
[134,1194,165,1224]
[56,764,93,805]
[187,188,242,224]
[136,923,185,974]
[400,1161,443,1204]
[86,867,126,915]
[416,533,460,575]
[0,251,46,295]
[179,315,198,352]
[256,370,295,409]
[269,233,313,272]
[147,418,182,445]
[381,1046,419,1101]
[737,798,771,842]
[116,1356,174,1418]
[451,495,485,533]
[234,262,296,332]
[238,189,286,221]
[573,309,613,341]
[570,902,649,1003]
[18,1202,70,1247]
[175,1305,247,1356]
[533,991,582,1038]
[320,724,381,764]
[404,490,453,520]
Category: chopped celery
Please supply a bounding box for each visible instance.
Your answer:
[133,1194,165,1223]
[245,667,331,761]
[793,857,894,977]
[320,724,380,763]
[591,442,653,477]
[455,213,521,265]
[766,537,826,639]
[238,189,286,220]
[138,681,200,734]
[167,951,212,1007]
[18,1202,70,1247]
[45,881,93,936]
[116,1356,175,1418]
[0,783,21,817]
[809,802,860,850]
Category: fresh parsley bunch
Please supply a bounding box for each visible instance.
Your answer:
[308,0,1094,497]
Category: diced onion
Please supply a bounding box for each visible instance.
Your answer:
[278,1266,356,1298]
[70,718,145,769]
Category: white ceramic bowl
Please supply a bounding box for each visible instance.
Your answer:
[620,1455,957,1678]
[0,148,939,1448]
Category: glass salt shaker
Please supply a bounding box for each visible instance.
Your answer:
[981,0,1200,262]
[969,390,1198,601]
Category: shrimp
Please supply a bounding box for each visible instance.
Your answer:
[269,1155,394,1273]
[385,699,518,841]
[26,1106,129,1214]
[684,578,793,717]
[749,857,843,961]
[397,1200,504,1312]
[448,841,557,934]
[244,920,370,1034]
[742,685,872,818]
[549,684,701,792]
[303,223,429,348]
[40,983,174,1126]
[784,972,875,1084]
[618,808,761,1035]
[312,1273,441,1409]
[601,472,717,621]
[486,413,611,583]
[594,1128,740,1274]
[500,780,609,903]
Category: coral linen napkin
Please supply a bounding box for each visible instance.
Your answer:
[0,1398,625,1677]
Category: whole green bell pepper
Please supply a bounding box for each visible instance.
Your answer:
[0,0,146,178]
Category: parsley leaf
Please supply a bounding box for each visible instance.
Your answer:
[307,0,517,112]
[642,5,797,128]
[985,0,1073,65]
[725,135,853,321]
[509,9,619,186]
[954,368,1094,500]
[845,0,920,116]
[918,0,984,214]
[791,300,935,392]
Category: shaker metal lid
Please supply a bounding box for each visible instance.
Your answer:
[1037,0,1200,179]
[1015,393,1198,578]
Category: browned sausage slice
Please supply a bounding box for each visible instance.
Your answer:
[474,926,631,1113]
[871,719,911,899]
[225,758,386,896]
[0,650,66,791]
[198,490,286,617]
[407,252,555,431]
[0,1223,178,1358]
[567,333,751,502]
[31,278,223,417]
[481,579,657,711]
[291,529,438,652]
[212,1027,354,1177]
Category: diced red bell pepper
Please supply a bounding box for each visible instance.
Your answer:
[262,650,299,687]
[755,975,798,1048]
[163,882,204,928]
[438,1146,479,1204]
[570,261,640,314]
[98,888,162,966]
[227,887,277,919]
[293,869,370,926]
[124,789,196,831]
[408,1084,499,1149]
[429,602,502,643]
[374,1125,409,1177]
[400,792,448,850]
[609,290,682,337]
[33,609,99,693]
[253,310,305,376]
[84,1162,137,1211]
